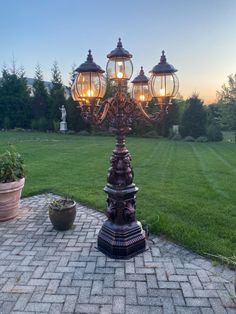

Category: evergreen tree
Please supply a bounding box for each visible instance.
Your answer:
[103,74,116,100]
[175,97,187,123]
[0,66,31,129]
[206,104,221,126]
[156,100,179,137]
[66,95,88,132]
[180,94,206,138]
[49,61,67,130]
[31,65,49,130]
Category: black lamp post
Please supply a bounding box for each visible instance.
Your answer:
[71,39,179,259]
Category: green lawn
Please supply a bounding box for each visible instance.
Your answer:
[1,131,236,259]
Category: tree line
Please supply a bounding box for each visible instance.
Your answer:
[0,63,235,141]
[0,62,87,133]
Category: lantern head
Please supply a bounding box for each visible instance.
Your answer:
[106,38,133,81]
[71,50,106,105]
[131,67,151,104]
[149,51,179,108]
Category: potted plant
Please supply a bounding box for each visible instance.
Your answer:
[0,149,25,221]
[48,199,76,231]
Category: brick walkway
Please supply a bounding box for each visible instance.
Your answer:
[0,194,235,314]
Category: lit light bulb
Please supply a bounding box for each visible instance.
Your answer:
[117,72,123,79]
[139,95,145,101]
[160,88,165,96]
[117,61,124,79]
[87,89,94,97]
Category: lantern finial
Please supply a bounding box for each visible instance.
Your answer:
[140,66,144,76]
[87,49,93,62]
[160,50,166,63]
[117,38,123,48]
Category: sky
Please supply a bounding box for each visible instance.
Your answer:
[0,0,236,104]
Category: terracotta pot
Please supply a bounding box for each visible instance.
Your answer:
[0,178,25,222]
[49,200,76,231]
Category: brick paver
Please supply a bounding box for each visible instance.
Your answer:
[0,194,235,313]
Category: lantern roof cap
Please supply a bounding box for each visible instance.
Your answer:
[75,50,105,73]
[150,51,177,74]
[131,66,149,83]
[107,38,133,59]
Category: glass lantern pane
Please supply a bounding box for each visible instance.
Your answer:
[132,83,151,102]
[71,73,106,105]
[165,74,174,97]
[90,73,100,98]
[74,72,105,99]
[76,73,91,98]
[106,60,116,80]
[150,73,176,98]
[116,58,126,79]
[98,73,106,98]
[123,59,133,80]
[71,82,78,101]
[107,57,133,80]
[172,73,179,97]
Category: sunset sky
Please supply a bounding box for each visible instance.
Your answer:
[0,0,236,104]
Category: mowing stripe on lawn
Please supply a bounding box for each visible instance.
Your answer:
[191,143,230,200]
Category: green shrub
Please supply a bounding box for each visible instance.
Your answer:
[207,123,223,142]
[12,128,26,132]
[53,120,60,132]
[0,149,25,183]
[3,117,11,130]
[31,118,48,131]
[184,136,195,142]
[38,118,48,131]
[172,134,182,141]
[78,130,90,136]
[195,136,208,142]
[143,130,160,138]
[31,119,38,130]
[66,130,75,135]
[168,128,174,139]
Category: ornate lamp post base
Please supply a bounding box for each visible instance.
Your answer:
[96,134,147,259]
[97,220,146,259]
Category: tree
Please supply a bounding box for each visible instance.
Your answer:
[157,100,179,137]
[205,104,221,128]
[0,66,31,129]
[103,73,116,100]
[66,95,88,132]
[180,94,206,138]
[217,74,236,131]
[217,74,236,103]
[49,62,67,130]
[218,101,236,131]
[31,65,49,130]
[207,122,223,142]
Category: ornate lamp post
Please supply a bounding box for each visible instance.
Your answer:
[71,39,179,259]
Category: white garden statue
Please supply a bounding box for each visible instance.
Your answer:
[59,105,68,133]
[60,105,66,122]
